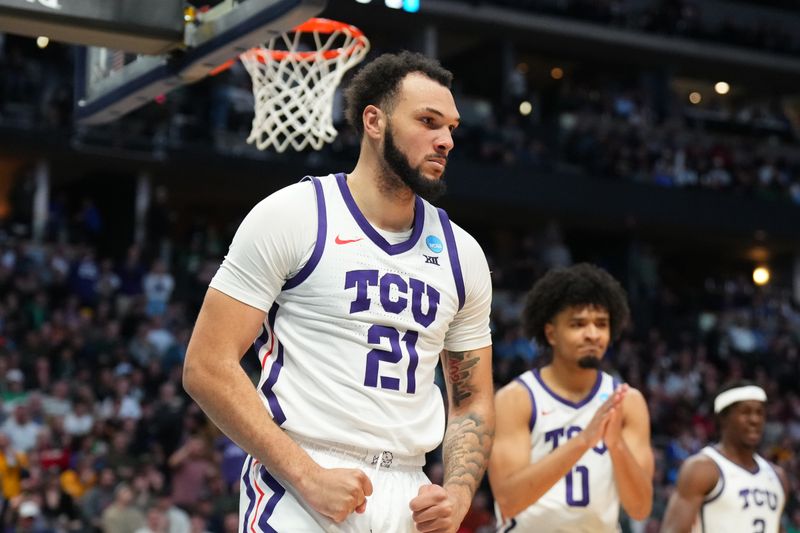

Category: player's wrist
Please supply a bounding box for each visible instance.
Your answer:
[442,483,472,522]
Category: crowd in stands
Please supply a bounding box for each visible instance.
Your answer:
[472,0,800,56]
[3,28,800,205]
[0,194,798,531]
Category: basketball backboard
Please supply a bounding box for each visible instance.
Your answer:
[0,0,327,124]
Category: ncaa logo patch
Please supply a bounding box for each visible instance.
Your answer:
[426,235,443,254]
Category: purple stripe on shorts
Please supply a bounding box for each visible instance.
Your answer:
[258,466,286,533]
[437,208,465,310]
[260,342,286,425]
[241,456,256,531]
[336,172,424,256]
[515,375,538,431]
[284,176,327,290]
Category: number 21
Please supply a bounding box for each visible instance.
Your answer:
[363,325,419,394]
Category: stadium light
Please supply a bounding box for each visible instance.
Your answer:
[550,67,564,80]
[753,266,770,286]
[36,35,49,48]
[715,81,730,95]
[689,92,702,104]
[519,101,533,116]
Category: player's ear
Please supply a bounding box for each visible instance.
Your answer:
[363,105,384,140]
[544,323,556,346]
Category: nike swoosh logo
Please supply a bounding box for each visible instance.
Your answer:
[335,235,363,245]
[541,410,554,416]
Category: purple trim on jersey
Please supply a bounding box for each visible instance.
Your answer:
[501,518,517,532]
[711,445,760,475]
[260,341,286,425]
[241,457,257,531]
[533,368,602,408]
[702,457,725,504]
[766,461,787,500]
[254,325,270,354]
[437,208,465,311]
[257,465,285,533]
[335,173,424,256]
[515,375,537,432]
[612,376,622,390]
[283,176,327,290]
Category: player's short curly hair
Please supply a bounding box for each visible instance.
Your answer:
[344,51,453,136]
[522,263,630,349]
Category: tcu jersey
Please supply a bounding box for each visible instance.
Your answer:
[693,446,785,533]
[498,369,621,533]
[214,173,491,458]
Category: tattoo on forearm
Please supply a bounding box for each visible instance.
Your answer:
[445,350,480,408]
[443,412,494,497]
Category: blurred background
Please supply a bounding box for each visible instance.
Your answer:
[0,0,799,531]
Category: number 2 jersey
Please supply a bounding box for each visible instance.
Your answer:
[692,446,785,533]
[209,173,492,457]
[497,368,621,533]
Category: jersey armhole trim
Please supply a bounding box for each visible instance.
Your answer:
[702,457,725,504]
[437,208,465,310]
[283,176,326,290]
[514,375,537,432]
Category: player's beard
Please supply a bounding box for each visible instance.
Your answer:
[381,120,447,202]
[577,355,602,369]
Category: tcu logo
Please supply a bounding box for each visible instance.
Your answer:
[545,426,607,455]
[739,488,779,510]
[345,270,440,327]
[24,0,61,9]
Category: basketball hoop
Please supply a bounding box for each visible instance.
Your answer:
[238,18,370,153]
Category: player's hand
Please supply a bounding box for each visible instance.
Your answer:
[602,384,628,449]
[300,467,373,523]
[579,385,626,450]
[409,484,465,533]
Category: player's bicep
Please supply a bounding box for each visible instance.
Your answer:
[187,287,267,365]
[662,456,719,533]
[488,384,532,483]
[621,388,655,478]
[440,345,493,412]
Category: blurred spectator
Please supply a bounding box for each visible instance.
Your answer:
[101,483,145,533]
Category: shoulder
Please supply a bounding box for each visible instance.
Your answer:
[250,179,317,215]
[676,451,720,493]
[495,378,534,424]
[446,218,485,256]
[768,460,790,495]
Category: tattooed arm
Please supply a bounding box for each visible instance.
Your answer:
[410,346,495,533]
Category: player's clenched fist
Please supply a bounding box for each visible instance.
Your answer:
[300,468,373,523]
[409,484,463,533]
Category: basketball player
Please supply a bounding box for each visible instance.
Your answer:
[661,382,788,533]
[488,263,654,532]
[183,51,494,532]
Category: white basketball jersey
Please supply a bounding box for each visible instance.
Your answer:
[497,369,621,533]
[252,173,485,456]
[692,446,785,533]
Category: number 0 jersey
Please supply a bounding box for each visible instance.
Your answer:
[210,173,492,456]
[692,446,785,533]
[497,369,621,533]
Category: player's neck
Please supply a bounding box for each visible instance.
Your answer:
[540,361,599,402]
[347,164,416,232]
[717,441,758,470]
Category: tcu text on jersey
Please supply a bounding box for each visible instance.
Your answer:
[345,269,440,327]
[738,488,780,510]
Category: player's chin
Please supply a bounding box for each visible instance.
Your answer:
[423,161,446,178]
[577,355,602,369]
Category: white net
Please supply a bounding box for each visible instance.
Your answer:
[240,19,370,153]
